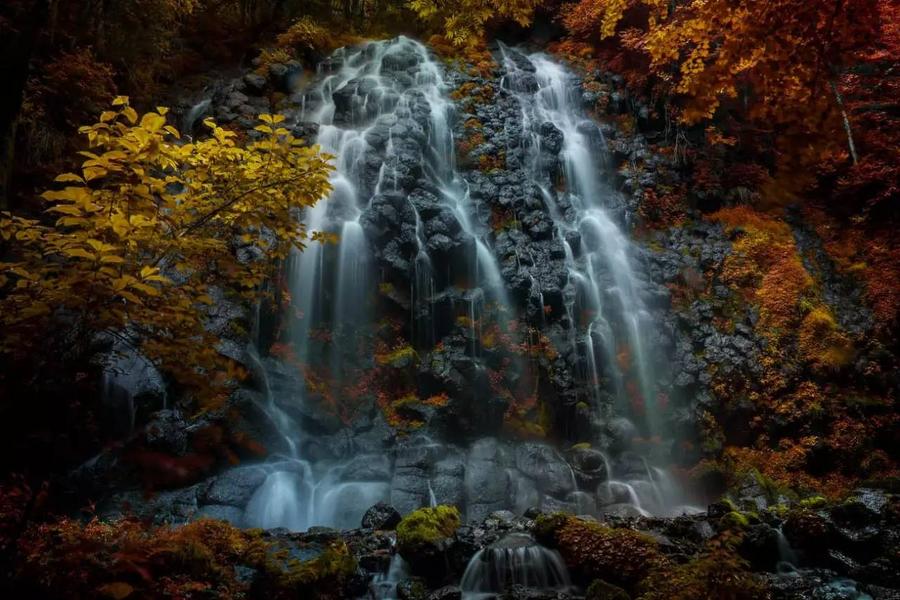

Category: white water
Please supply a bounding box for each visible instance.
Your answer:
[499,46,698,516]
[460,533,572,598]
[243,458,391,531]
[370,553,411,600]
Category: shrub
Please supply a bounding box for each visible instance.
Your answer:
[638,533,770,600]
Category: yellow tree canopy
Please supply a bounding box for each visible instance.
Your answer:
[0,100,333,407]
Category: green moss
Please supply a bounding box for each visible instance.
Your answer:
[375,344,418,368]
[799,495,828,509]
[274,541,357,590]
[396,505,460,557]
[532,512,569,545]
[723,511,750,528]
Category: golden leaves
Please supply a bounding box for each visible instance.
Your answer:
[0,104,333,408]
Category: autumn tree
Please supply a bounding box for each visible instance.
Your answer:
[408,0,542,45]
[561,0,883,176]
[0,100,333,407]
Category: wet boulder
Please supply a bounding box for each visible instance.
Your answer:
[202,465,267,508]
[396,506,462,580]
[538,121,564,155]
[362,502,403,530]
[465,439,513,522]
[515,443,576,498]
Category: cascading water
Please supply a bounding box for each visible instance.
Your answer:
[498,46,697,516]
[459,533,572,598]
[248,36,516,531]
[244,37,700,532]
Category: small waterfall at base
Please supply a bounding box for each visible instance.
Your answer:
[775,525,799,573]
[460,534,572,598]
[370,554,411,600]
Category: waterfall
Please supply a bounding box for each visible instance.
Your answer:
[243,37,702,531]
[498,46,698,516]
[460,534,572,598]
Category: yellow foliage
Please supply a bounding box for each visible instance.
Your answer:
[276,16,334,52]
[255,48,294,75]
[0,102,333,407]
[407,0,541,46]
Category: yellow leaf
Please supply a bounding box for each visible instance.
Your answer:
[254,125,274,134]
[272,114,286,124]
[83,166,108,182]
[112,96,130,106]
[112,277,131,291]
[62,247,96,260]
[118,290,142,304]
[131,282,160,296]
[140,266,158,279]
[47,205,83,216]
[140,113,166,132]
[54,173,85,184]
[143,274,170,283]
[42,187,91,203]
[122,107,138,124]
[100,255,124,264]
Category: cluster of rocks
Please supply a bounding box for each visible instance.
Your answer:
[225,484,899,600]
[94,433,665,530]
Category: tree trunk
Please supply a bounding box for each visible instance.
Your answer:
[829,78,859,166]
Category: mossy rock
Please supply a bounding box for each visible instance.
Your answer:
[535,515,667,590]
[256,539,358,599]
[637,539,770,600]
[532,512,569,545]
[799,495,828,509]
[586,578,630,600]
[396,505,460,578]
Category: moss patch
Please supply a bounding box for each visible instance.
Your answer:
[396,505,461,558]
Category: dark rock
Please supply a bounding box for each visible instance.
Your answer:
[427,585,462,600]
[203,466,267,507]
[397,577,429,600]
[243,73,267,93]
[362,502,403,530]
[515,443,576,497]
[196,504,245,525]
[143,409,189,455]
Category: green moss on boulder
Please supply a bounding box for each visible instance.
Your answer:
[396,505,460,578]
